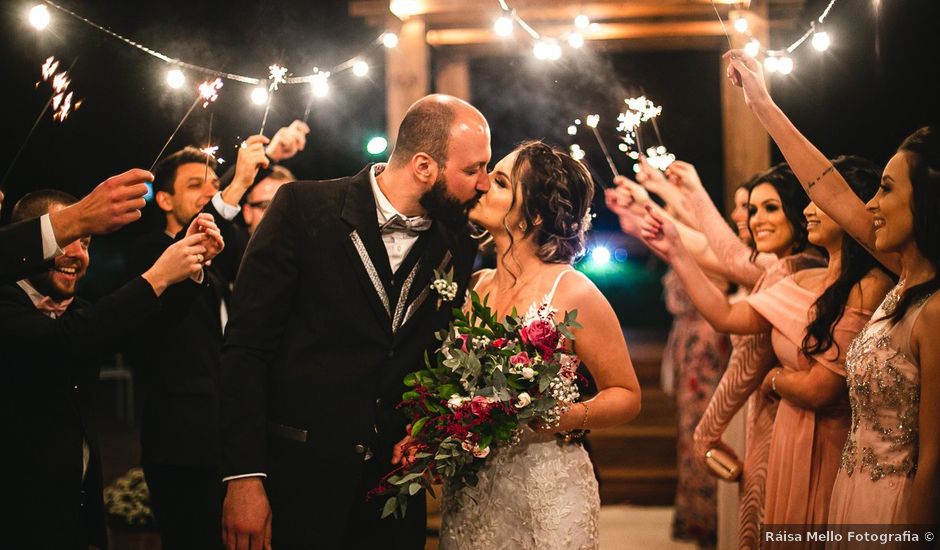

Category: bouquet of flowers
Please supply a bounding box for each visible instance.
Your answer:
[373,290,583,518]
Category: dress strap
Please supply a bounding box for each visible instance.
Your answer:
[892,290,939,364]
[545,269,575,305]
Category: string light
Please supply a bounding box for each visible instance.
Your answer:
[711,0,839,76]
[352,60,369,77]
[533,40,561,61]
[166,69,185,89]
[28,5,50,30]
[812,30,831,51]
[568,32,585,49]
[38,0,385,89]
[744,38,761,58]
[382,32,399,49]
[250,87,268,105]
[574,14,590,29]
[311,73,330,98]
[494,15,514,37]
[763,55,780,73]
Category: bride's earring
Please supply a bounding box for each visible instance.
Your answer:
[518,222,527,231]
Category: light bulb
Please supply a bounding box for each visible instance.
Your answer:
[494,16,513,37]
[568,32,585,49]
[166,69,185,89]
[250,87,269,105]
[763,56,780,73]
[382,32,399,49]
[812,31,830,51]
[29,5,50,30]
[744,39,760,58]
[352,60,369,77]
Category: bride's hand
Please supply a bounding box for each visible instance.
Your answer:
[392,430,420,467]
[532,402,587,434]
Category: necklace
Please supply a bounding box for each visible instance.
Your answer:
[882,279,905,316]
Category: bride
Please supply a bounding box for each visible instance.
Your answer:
[438,141,642,549]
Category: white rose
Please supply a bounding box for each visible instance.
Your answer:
[521,367,535,380]
[515,392,532,408]
[447,394,465,410]
[472,445,491,458]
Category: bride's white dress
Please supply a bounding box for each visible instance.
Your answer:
[438,270,601,550]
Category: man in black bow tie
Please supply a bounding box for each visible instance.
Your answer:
[221,94,491,550]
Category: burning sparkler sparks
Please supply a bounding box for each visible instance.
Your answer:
[617,95,662,155]
[198,78,223,108]
[643,146,676,171]
[267,64,288,91]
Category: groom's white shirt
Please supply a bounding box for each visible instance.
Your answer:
[370,162,422,273]
[222,164,421,482]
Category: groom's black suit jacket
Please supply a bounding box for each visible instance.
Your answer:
[221,165,476,548]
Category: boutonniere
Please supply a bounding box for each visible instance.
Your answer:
[431,267,458,309]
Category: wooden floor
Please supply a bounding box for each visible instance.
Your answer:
[97,329,675,549]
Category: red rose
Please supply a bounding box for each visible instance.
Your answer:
[520,319,559,355]
[469,396,494,418]
[491,338,507,349]
[509,351,530,366]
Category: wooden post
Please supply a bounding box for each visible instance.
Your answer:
[434,53,471,101]
[720,5,770,212]
[386,16,430,147]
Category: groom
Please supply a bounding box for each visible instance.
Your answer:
[220,94,491,549]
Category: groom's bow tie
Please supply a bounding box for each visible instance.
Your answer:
[380,214,432,235]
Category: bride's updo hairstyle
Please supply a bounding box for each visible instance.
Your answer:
[505,140,595,264]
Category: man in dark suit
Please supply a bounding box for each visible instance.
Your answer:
[1,169,149,284]
[220,94,492,550]
[129,135,274,549]
[3,189,220,549]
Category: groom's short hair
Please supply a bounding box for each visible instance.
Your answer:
[389,94,459,170]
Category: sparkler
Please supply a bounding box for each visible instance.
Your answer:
[617,95,662,158]
[149,78,223,173]
[1,56,79,191]
[644,146,676,171]
[584,114,619,179]
[259,64,288,136]
[710,0,735,50]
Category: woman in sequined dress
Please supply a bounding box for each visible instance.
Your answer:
[723,47,940,527]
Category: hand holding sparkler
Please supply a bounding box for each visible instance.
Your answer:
[185,213,225,266]
[266,120,310,162]
[228,135,271,193]
[666,161,707,194]
[723,50,772,111]
[48,168,151,245]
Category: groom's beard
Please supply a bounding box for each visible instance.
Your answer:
[419,174,481,231]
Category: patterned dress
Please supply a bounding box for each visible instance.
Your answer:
[663,270,731,546]
[827,286,937,535]
[439,270,599,549]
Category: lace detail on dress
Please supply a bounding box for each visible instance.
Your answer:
[839,287,934,482]
[439,428,600,550]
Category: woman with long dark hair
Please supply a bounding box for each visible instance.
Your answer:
[639,155,893,526]
[723,48,940,527]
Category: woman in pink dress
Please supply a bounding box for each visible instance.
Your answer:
[721,48,940,529]
[639,155,894,529]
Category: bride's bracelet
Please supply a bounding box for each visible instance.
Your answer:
[557,402,590,445]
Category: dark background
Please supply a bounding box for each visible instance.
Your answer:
[2,0,937,324]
